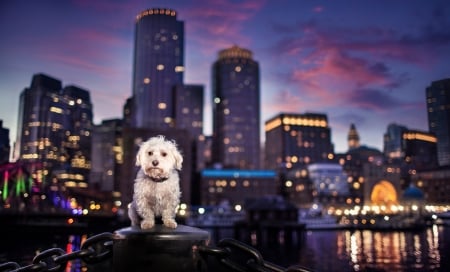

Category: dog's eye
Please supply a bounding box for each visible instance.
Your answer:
[161,152,167,157]
[148,151,153,156]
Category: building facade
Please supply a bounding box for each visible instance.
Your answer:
[0,120,10,164]
[426,78,450,166]
[16,74,93,188]
[264,112,334,170]
[383,123,408,160]
[130,8,184,129]
[200,169,278,206]
[90,119,123,192]
[212,46,261,169]
[173,84,204,138]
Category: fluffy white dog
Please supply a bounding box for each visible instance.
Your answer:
[128,135,182,229]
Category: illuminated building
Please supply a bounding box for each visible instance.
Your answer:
[308,163,349,205]
[383,123,408,159]
[0,120,10,164]
[16,74,93,188]
[264,112,334,170]
[90,119,123,192]
[130,8,184,129]
[173,84,204,138]
[200,169,278,206]
[426,78,450,166]
[402,129,437,170]
[212,45,260,169]
[347,123,360,150]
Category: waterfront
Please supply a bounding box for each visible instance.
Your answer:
[1,224,449,272]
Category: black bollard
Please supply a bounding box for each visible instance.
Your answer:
[113,225,210,272]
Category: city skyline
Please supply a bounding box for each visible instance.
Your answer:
[1,1,450,153]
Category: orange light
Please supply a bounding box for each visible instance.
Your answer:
[67,218,74,224]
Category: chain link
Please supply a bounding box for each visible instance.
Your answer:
[1,232,313,272]
[0,232,114,272]
[199,238,313,272]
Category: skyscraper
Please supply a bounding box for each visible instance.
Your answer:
[131,8,184,129]
[265,112,334,170]
[426,78,450,166]
[212,46,260,169]
[173,84,204,138]
[16,74,93,188]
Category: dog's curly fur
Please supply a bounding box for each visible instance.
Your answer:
[128,135,182,229]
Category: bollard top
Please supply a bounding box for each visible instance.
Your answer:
[114,224,210,241]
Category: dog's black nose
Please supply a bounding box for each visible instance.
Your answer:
[152,160,159,166]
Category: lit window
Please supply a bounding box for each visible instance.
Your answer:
[175,66,184,72]
[69,100,75,106]
[143,78,151,84]
[224,108,230,115]
[157,64,164,70]
[235,66,242,72]
[214,97,221,104]
[158,103,167,109]
[77,99,82,104]
[173,34,178,40]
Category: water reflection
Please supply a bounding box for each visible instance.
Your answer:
[64,234,87,272]
[337,225,442,271]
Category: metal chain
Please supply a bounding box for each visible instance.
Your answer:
[1,233,312,272]
[199,238,313,272]
[0,232,114,272]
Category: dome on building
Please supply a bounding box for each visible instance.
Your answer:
[402,185,424,200]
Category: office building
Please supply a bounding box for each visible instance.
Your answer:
[16,74,93,188]
[173,84,204,138]
[426,78,450,166]
[130,8,184,129]
[384,123,408,160]
[308,163,349,204]
[200,169,278,206]
[90,119,123,192]
[402,130,438,171]
[265,112,334,170]
[0,120,10,164]
[212,45,261,169]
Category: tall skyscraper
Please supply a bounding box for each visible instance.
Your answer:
[131,8,184,129]
[426,78,450,166]
[212,45,260,169]
[265,112,334,170]
[173,84,204,138]
[16,74,93,188]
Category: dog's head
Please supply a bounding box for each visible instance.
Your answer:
[136,135,183,181]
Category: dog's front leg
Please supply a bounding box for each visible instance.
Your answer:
[161,195,179,228]
[136,195,156,229]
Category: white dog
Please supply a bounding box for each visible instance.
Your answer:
[128,135,182,229]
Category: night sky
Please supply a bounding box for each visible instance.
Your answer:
[1,0,449,153]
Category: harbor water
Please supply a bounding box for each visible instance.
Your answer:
[1,225,449,271]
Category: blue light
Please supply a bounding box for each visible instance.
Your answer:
[201,169,276,178]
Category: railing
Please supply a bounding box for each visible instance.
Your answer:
[0,225,313,272]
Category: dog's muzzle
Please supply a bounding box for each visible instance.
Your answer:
[145,167,168,182]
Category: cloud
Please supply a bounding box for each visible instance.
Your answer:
[181,0,267,54]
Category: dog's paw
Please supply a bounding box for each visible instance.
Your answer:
[163,218,177,228]
[140,219,155,229]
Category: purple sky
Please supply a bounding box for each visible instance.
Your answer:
[1,0,449,153]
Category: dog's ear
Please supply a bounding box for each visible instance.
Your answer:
[135,147,142,166]
[174,150,183,170]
